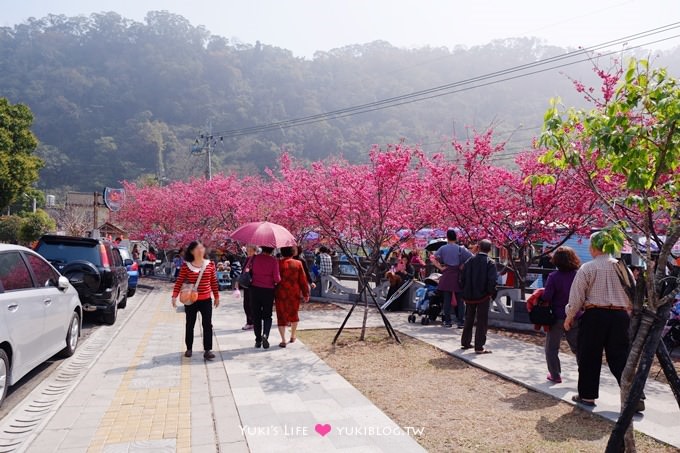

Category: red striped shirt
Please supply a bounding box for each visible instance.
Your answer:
[172,260,219,300]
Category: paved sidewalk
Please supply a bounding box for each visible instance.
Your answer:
[28,288,247,453]
[23,288,425,453]
[296,305,680,449]
[213,296,425,453]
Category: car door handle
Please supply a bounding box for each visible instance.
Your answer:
[44,298,52,306]
[7,304,18,312]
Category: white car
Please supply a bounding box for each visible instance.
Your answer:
[0,244,82,406]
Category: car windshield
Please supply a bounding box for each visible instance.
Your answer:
[36,242,101,266]
[118,248,131,260]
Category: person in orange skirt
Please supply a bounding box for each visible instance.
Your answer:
[275,246,310,347]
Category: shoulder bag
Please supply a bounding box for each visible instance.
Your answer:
[238,256,255,289]
[529,298,557,326]
[613,260,636,306]
[179,262,207,305]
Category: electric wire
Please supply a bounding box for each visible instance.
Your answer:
[204,23,680,139]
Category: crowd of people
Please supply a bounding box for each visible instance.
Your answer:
[428,230,647,410]
[166,228,670,411]
[171,242,314,356]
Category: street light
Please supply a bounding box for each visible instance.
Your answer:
[23,193,36,213]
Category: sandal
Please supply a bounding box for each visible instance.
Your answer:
[278,342,287,348]
[475,349,492,354]
[289,337,296,343]
[572,395,596,407]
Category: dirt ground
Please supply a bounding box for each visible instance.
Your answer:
[298,328,676,453]
[489,327,680,385]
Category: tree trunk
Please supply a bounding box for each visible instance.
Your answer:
[607,303,674,452]
[656,340,680,408]
[359,278,369,341]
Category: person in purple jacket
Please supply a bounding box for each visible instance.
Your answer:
[249,246,281,350]
[541,246,581,384]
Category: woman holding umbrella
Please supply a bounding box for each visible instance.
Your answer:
[248,246,280,349]
[231,222,295,349]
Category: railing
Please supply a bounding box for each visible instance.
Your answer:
[314,276,534,328]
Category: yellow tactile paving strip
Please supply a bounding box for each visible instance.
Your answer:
[87,305,192,453]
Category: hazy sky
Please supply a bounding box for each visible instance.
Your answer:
[3,0,680,57]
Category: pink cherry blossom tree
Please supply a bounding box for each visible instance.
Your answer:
[116,174,261,250]
[423,130,602,293]
[274,146,435,342]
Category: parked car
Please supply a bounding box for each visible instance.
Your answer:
[0,244,82,406]
[117,247,138,297]
[35,235,128,325]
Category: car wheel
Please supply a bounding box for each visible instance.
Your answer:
[127,288,136,298]
[103,302,117,325]
[62,260,101,292]
[118,294,127,309]
[0,349,9,407]
[60,312,81,358]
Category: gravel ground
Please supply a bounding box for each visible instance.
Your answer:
[299,328,675,453]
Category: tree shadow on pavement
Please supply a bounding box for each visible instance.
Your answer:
[103,351,183,375]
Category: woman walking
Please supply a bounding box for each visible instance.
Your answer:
[542,246,580,383]
[240,245,257,330]
[171,241,220,360]
[249,246,280,349]
[276,247,310,347]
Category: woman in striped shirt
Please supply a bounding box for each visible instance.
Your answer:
[172,241,220,360]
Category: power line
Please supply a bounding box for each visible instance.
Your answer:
[206,22,680,139]
[216,32,680,138]
[354,1,634,79]
[222,32,680,137]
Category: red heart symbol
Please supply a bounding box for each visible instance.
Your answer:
[315,423,331,437]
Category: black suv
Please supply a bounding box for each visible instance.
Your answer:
[35,235,129,325]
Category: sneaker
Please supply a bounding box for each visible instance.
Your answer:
[242,324,253,330]
[262,337,270,349]
[443,323,453,328]
[547,373,562,384]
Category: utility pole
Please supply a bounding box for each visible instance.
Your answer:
[206,137,213,181]
[93,191,98,230]
[205,122,214,180]
[192,122,222,181]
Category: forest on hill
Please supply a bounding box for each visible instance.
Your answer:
[1,11,679,194]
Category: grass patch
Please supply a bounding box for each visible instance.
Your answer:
[298,328,674,453]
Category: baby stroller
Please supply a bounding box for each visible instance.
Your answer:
[662,300,680,354]
[217,271,232,291]
[408,273,443,325]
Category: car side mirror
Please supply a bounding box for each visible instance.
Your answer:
[57,276,70,291]
[124,259,133,266]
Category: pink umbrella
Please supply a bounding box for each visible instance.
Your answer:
[230,221,297,248]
